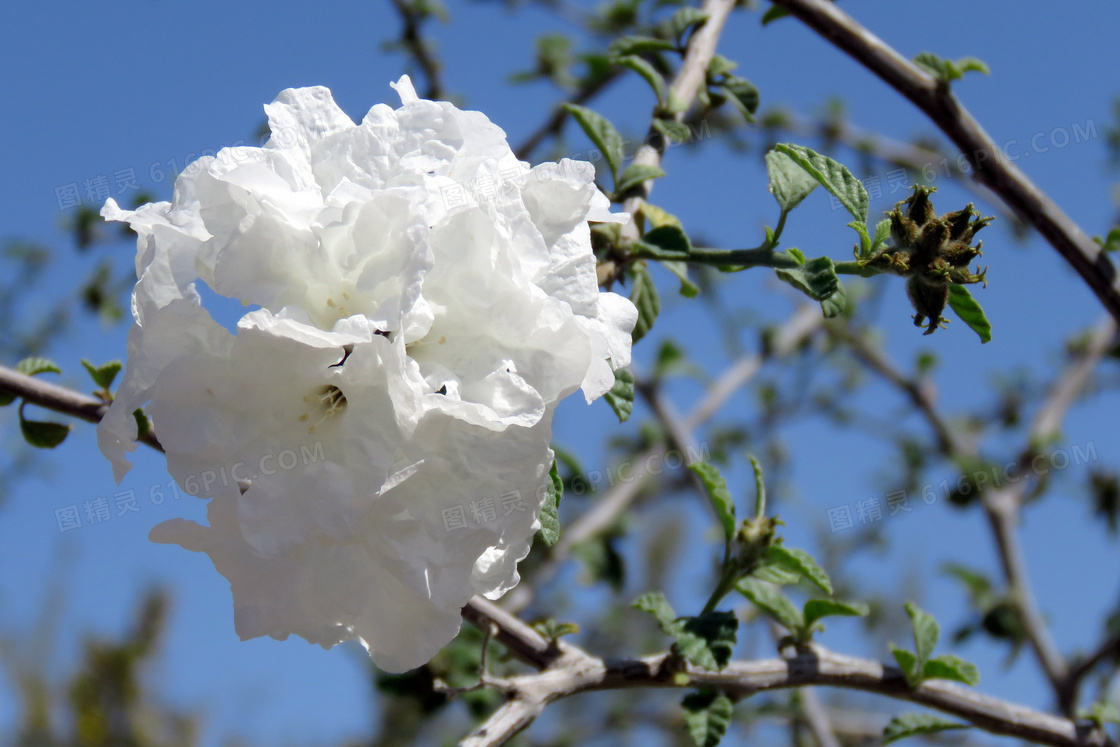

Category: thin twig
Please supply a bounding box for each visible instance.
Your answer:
[770,0,1120,325]
[388,0,445,100]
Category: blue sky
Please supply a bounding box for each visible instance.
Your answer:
[1,0,1118,744]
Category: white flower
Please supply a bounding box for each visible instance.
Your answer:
[98,76,636,672]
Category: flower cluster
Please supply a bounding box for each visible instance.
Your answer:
[98,77,636,672]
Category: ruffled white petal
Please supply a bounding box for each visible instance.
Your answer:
[100,78,636,673]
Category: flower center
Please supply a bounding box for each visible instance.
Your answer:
[299,385,348,433]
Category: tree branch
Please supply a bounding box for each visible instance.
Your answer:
[460,642,1114,747]
[770,0,1120,325]
[388,0,445,100]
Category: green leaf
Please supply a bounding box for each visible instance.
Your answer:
[133,408,151,440]
[820,281,847,319]
[776,256,840,302]
[633,591,677,629]
[616,55,667,107]
[615,163,666,196]
[639,225,691,257]
[537,461,564,546]
[81,358,123,391]
[848,220,871,257]
[1082,702,1120,727]
[670,7,709,41]
[883,714,970,745]
[661,260,699,298]
[871,217,892,251]
[923,654,980,686]
[19,407,70,449]
[891,646,919,683]
[760,5,791,25]
[803,599,869,631]
[717,77,759,123]
[775,143,869,222]
[0,390,15,407]
[749,454,766,518]
[16,357,61,377]
[629,263,660,343]
[765,149,818,212]
[532,618,580,640]
[608,35,677,56]
[637,200,683,229]
[913,51,955,82]
[674,611,738,671]
[563,103,625,182]
[737,578,803,633]
[763,546,832,595]
[682,690,733,747]
[905,602,940,671]
[706,54,737,79]
[752,562,803,585]
[957,57,990,75]
[653,117,692,143]
[947,284,992,343]
[604,367,635,423]
[690,462,736,543]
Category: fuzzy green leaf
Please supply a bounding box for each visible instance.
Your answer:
[760,5,791,24]
[615,55,667,107]
[738,578,803,633]
[776,256,840,302]
[661,260,699,298]
[604,367,635,423]
[615,163,666,196]
[775,143,868,222]
[537,461,564,546]
[690,462,736,543]
[608,35,677,56]
[764,546,832,595]
[891,646,919,683]
[883,714,970,745]
[765,149,818,212]
[563,103,625,182]
[670,7,709,41]
[640,225,691,257]
[682,690,733,747]
[675,611,738,671]
[905,603,940,671]
[629,263,660,343]
[633,591,677,628]
[803,599,869,631]
[947,284,992,343]
[923,654,980,686]
[752,562,803,585]
[81,358,123,391]
[820,281,847,318]
[20,412,70,449]
[16,357,61,377]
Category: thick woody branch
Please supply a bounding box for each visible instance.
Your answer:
[461,643,1113,747]
[770,0,1120,325]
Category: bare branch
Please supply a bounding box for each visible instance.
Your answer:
[770,0,1120,325]
[387,0,445,100]
[461,643,1113,747]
